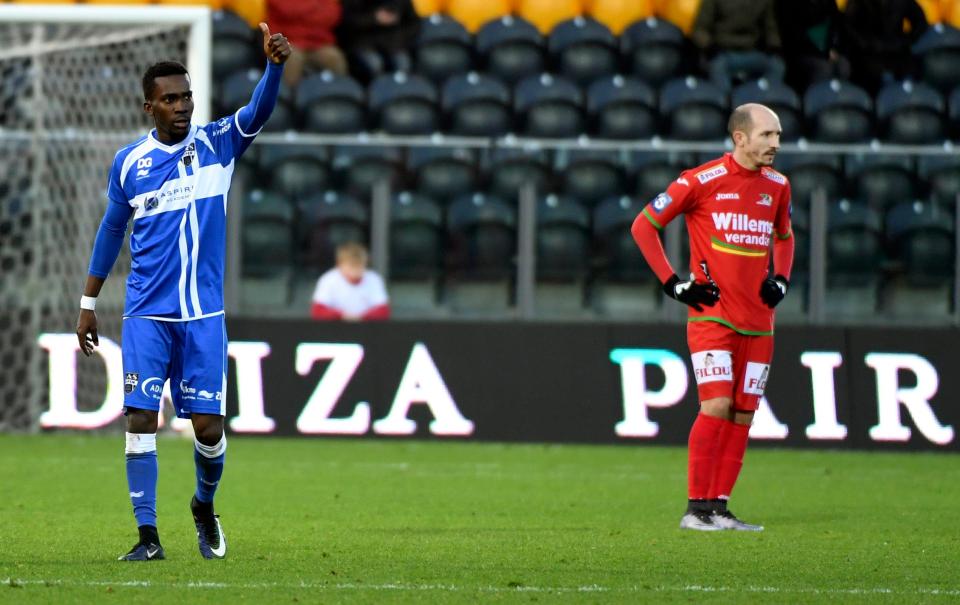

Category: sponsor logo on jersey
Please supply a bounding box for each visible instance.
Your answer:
[213,117,232,137]
[180,380,197,399]
[761,168,786,185]
[757,193,773,206]
[696,164,727,184]
[743,362,770,395]
[715,193,739,200]
[135,157,152,179]
[711,212,774,250]
[692,350,733,384]
[652,192,673,213]
[198,389,216,400]
[676,177,689,186]
[124,372,139,394]
[140,377,163,399]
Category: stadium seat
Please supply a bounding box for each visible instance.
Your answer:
[621,17,686,88]
[875,80,946,144]
[659,76,728,140]
[587,0,654,35]
[368,72,439,135]
[413,0,445,16]
[918,155,960,204]
[914,23,960,93]
[390,191,444,280]
[332,146,406,199]
[548,16,619,86]
[775,153,844,209]
[295,72,366,134]
[485,147,554,201]
[408,146,479,202]
[242,188,294,277]
[915,0,942,24]
[654,0,699,34]
[803,79,874,143]
[446,0,512,33]
[211,10,259,80]
[731,79,803,141]
[949,85,960,138]
[554,148,628,206]
[258,144,330,201]
[537,193,591,281]
[476,16,547,84]
[514,73,585,138]
[586,75,657,139]
[157,0,223,5]
[629,151,698,200]
[590,194,660,315]
[827,198,882,285]
[446,192,516,279]
[516,0,583,35]
[221,68,295,131]
[845,154,917,210]
[415,14,474,84]
[223,0,266,28]
[885,200,955,285]
[441,72,512,136]
[298,190,369,269]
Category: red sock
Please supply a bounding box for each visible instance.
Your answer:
[687,413,725,500]
[709,420,751,500]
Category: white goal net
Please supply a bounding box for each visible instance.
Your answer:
[0,5,210,430]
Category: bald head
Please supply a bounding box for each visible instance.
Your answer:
[728,103,782,170]
[727,103,779,140]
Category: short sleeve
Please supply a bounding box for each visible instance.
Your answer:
[638,172,698,231]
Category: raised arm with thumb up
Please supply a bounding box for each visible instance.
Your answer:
[259,22,292,64]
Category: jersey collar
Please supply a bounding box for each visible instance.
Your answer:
[724,152,761,176]
[148,125,197,153]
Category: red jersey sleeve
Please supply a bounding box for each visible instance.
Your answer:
[772,182,795,280]
[631,174,699,283]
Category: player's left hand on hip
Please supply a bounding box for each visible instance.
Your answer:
[259,22,292,64]
[759,274,789,308]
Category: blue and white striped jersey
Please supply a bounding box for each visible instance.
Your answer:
[105,115,254,320]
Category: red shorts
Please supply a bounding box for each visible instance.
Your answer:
[686,321,774,411]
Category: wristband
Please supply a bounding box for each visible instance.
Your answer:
[80,296,97,311]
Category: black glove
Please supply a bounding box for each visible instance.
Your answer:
[759,274,789,308]
[663,274,720,312]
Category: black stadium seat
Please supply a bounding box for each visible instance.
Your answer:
[212,10,259,80]
[447,192,516,279]
[295,72,366,134]
[441,72,512,136]
[587,75,657,139]
[885,200,955,285]
[917,155,960,205]
[629,151,698,200]
[554,148,627,206]
[914,23,960,94]
[408,146,479,201]
[415,14,475,84]
[592,194,649,282]
[659,76,728,140]
[485,147,553,201]
[368,72,439,135]
[950,85,960,139]
[803,79,873,143]
[221,68,295,131]
[775,152,844,209]
[298,190,369,269]
[731,78,803,141]
[242,188,294,277]
[875,80,946,144]
[548,16,619,86]
[537,193,591,281]
[827,198,882,285]
[845,154,916,210]
[476,15,545,84]
[390,191,444,280]
[514,73,584,138]
[621,17,686,88]
[332,145,406,198]
[259,144,330,200]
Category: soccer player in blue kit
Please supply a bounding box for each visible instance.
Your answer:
[75,23,291,561]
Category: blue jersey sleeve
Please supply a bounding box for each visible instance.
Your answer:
[207,61,283,165]
[88,199,133,278]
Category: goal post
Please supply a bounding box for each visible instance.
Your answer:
[0,5,211,431]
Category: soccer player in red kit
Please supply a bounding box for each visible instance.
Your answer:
[631,103,794,531]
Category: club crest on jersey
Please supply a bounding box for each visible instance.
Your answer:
[145,197,159,210]
[124,372,139,394]
[182,142,196,167]
[696,165,727,184]
[757,193,773,206]
[652,192,673,213]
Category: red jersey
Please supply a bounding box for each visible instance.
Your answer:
[634,153,794,335]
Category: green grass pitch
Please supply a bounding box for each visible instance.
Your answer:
[1,434,958,604]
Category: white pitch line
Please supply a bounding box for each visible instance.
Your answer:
[4,578,960,597]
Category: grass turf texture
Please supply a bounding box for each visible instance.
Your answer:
[1,435,958,604]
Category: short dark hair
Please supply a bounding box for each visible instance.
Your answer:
[142,61,189,100]
[727,105,754,139]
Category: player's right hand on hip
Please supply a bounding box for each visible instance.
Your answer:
[663,274,720,312]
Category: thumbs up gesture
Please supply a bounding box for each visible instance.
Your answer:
[259,22,291,64]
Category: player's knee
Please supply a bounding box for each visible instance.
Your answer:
[126,409,159,433]
[699,397,733,419]
[193,421,224,446]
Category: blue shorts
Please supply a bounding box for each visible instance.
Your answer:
[121,314,227,418]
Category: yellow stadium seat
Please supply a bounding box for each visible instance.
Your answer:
[587,0,653,34]
[224,0,265,27]
[915,0,942,23]
[516,0,582,34]
[84,0,152,4]
[446,0,512,33]
[946,0,960,27]
[836,0,847,10]
[8,0,79,3]
[413,0,445,16]
[157,0,226,7]
[655,0,699,34]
